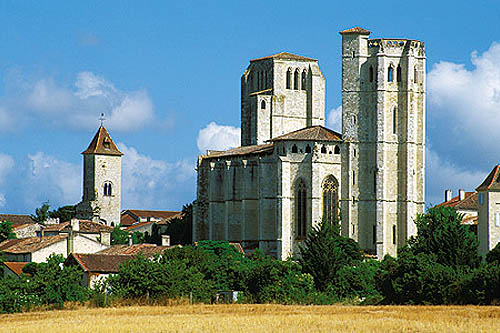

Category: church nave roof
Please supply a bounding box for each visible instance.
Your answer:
[270,125,342,142]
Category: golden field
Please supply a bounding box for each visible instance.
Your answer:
[1,304,500,332]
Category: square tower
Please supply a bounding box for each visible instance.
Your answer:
[477,165,500,255]
[340,27,426,258]
[240,52,325,146]
[76,126,123,226]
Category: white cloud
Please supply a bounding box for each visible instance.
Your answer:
[5,71,154,132]
[0,153,14,208]
[118,143,196,209]
[197,122,241,153]
[326,105,342,131]
[426,147,486,206]
[24,152,81,208]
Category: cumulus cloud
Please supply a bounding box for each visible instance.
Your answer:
[426,147,486,205]
[119,143,196,210]
[197,122,241,153]
[3,71,154,132]
[0,153,14,208]
[427,42,500,168]
[326,105,342,131]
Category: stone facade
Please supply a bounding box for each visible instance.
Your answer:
[76,126,122,226]
[476,165,500,255]
[194,28,426,259]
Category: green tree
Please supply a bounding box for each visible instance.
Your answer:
[407,206,480,268]
[31,202,51,224]
[165,203,193,245]
[299,219,362,291]
[111,225,129,245]
[49,205,76,222]
[0,221,16,243]
[486,242,500,265]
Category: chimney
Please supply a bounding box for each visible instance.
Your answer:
[161,235,170,247]
[445,189,452,202]
[128,233,133,246]
[458,189,465,201]
[70,218,80,232]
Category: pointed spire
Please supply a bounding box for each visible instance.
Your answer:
[82,126,123,156]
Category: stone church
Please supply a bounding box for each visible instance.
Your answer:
[194,27,426,259]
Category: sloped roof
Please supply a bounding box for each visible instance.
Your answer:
[271,125,342,142]
[0,235,67,254]
[123,221,154,231]
[97,244,174,256]
[2,262,29,276]
[67,253,134,273]
[80,220,114,233]
[436,192,478,211]
[340,27,371,35]
[123,210,181,220]
[476,165,500,191]
[82,126,123,156]
[42,222,70,232]
[250,52,317,63]
[204,143,274,159]
[0,214,35,226]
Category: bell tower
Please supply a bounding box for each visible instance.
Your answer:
[340,27,425,258]
[76,124,123,226]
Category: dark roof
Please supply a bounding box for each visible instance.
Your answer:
[2,262,29,276]
[80,220,114,233]
[97,244,174,256]
[0,214,35,226]
[67,253,134,273]
[250,52,317,63]
[82,126,123,156]
[340,27,371,35]
[436,192,478,211]
[120,214,137,226]
[476,165,500,191]
[0,235,67,254]
[271,126,342,142]
[204,143,274,159]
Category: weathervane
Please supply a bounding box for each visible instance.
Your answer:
[99,113,106,126]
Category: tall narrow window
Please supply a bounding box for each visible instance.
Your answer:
[369,66,374,82]
[296,180,307,237]
[294,69,299,90]
[392,225,397,244]
[104,182,112,196]
[393,107,397,134]
[414,65,418,83]
[372,225,377,244]
[301,70,307,90]
[353,171,356,185]
[396,65,402,82]
[321,145,327,154]
[322,175,339,224]
[388,66,394,82]
[261,100,266,109]
[334,145,340,154]
[292,144,298,153]
[305,145,311,153]
[286,68,292,89]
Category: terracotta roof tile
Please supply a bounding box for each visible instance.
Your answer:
[340,27,371,35]
[436,192,478,211]
[2,262,29,276]
[79,220,114,233]
[123,210,182,220]
[120,214,137,226]
[271,125,342,142]
[0,214,35,226]
[250,52,317,63]
[68,253,134,273]
[97,244,174,256]
[476,165,500,191]
[82,126,123,156]
[42,222,70,232]
[204,143,274,159]
[0,235,67,254]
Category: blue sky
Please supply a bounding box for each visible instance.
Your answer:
[1,0,500,213]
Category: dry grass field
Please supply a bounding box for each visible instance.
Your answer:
[1,304,500,332]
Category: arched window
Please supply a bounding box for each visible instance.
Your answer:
[321,145,327,154]
[296,180,307,237]
[301,70,307,90]
[292,144,298,153]
[305,145,311,153]
[393,107,397,134]
[396,65,402,82]
[261,100,266,109]
[294,69,299,90]
[286,68,292,89]
[322,176,339,224]
[104,182,112,196]
[388,66,394,82]
[334,145,340,154]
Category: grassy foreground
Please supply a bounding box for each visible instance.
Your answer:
[1,304,500,332]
